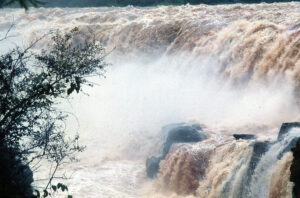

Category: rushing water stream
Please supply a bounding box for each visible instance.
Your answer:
[1,2,300,197]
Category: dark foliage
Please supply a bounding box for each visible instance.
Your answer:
[0,0,44,9]
[0,144,33,198]
[0,27,106,197]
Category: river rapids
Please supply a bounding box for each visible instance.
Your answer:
[1,2,300,198]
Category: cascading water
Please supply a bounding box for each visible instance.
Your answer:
[1,2,300,197]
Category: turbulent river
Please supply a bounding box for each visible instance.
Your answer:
[1,2,300,197]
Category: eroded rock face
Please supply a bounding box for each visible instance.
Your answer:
[290,139,300,198]
[146,123,206,178]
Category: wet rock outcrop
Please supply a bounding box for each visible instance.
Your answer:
[275,122,300,197]
[146,123,206,178]
[233,134,257,140]
[277,122,300,159]
[146,156,161,178]
[161,124,206,158]
[242,141,270,194]
[222,140,270,197]
[146,122,300,197]
[277,122,300,141]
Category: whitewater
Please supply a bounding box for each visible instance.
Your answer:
[1,2,300,197]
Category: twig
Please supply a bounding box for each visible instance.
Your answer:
[0,22,15,42]
[44,161,60,190]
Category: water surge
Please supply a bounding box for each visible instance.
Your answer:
[1,2,300,197]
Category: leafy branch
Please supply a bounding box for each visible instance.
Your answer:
[0,27,107,197]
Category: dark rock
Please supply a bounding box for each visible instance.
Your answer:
[276,123,300,197]
[277,122,300,141]
[161,123,186,137]
[221,141,270,197]
[235,141,270,197]
[276,122,300,159]
[162,124,206,158]
[277,137,300,159]
[233,134,257,140]
[191,123,202,131]
[146,123,206,178]
[146,156,161,178]
[248,141,270,172]
[290,138,300,198]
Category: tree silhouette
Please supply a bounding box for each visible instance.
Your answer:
[0,0,44,9]
[0,27,107,197]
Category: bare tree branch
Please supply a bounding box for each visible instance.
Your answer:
[0,22,15,42]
